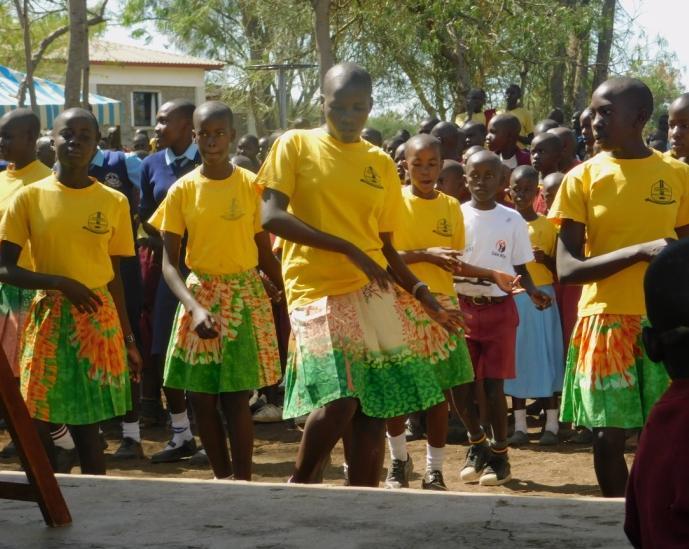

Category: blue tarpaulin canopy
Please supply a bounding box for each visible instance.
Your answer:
[0,65,122,129]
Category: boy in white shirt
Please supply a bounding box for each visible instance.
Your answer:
[453,150,551,486]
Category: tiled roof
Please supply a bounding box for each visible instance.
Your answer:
[89,41,224,70]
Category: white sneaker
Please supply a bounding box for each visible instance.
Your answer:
[252,403,284,423]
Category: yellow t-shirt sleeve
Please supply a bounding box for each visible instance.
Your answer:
[109,199,136,257]
[0,189,30,250]
[150,185,185,236]
[548,171,587,226]
[252,180,263,234]
[379,158,403,233]
[256,133,298,198]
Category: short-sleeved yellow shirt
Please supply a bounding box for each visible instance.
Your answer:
[498,107,534,138]
[548,150,689,316]
[0,175,135,288]
[149,165,262,275]
[256,128,403,310]
[0,160,53,270]
[393,187,464,296]
[525,215,557,287]
[454,111,488,126]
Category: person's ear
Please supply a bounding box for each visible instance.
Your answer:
[402,159,408,171]
[642,326,664,362]
[192,129,198,143]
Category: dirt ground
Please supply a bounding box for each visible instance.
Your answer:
[0,412,636,498]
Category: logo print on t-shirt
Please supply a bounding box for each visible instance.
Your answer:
[646,180,675,205]
[492,239,507,258]
[360,166,383,189]
[104,172,123,189]
[83,212,109,234]
[433,218,452,237]
[221,198,244,221]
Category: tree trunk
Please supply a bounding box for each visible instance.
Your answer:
[549,42,566,110]
[81,32,90,108]
[13,0,37,111]
[65,0,87,109]
[591,0,615,92]
[311,0,334,90]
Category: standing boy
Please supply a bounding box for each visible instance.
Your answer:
[486,114,530,170]
[667,93,689,164]
[498,84,534,146]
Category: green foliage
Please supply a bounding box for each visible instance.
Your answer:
[367,112,414,141]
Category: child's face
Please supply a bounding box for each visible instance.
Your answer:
[531,136,560,174]
[466,90,485,114]
[322,83,372,143]
[194,115,235,168]
[436,168,468,202]
[155,104,190,150]
[466,157,502,203]
[669,102,689,159]
[509,176,538,212]
[505,86,521,109]
[542,179,561,211]
[464,125,486,148]
[405,145,441,197]
[258,137,270,160]
[237,137,258,159]
[394,144,407,182]
[0,119,33,164]
[485,120,509,152]
[589,88,643,152]
[580,110,594,147]
[53,113,98,169]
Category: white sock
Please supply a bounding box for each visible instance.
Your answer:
[170,411,192,446]
[545,409,559,434]
[121,421,141,443]
[426,444,444,472]
[50,425,75,450]
[514,409,527,433]
[386,432,408,461]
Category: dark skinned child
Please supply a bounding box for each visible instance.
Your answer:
[148,102,281,480]
[499,84,534,146]
[667,93,689,164]
[259,63,464,487]
[237,134,261,172]
[486,114,531,170]
[453,150,551,486]
[505,166,563,447]
[579,108,596,159]
[436,159,470,203]
[455,88,495,126]
[462,121,487,149]
[625,240,689,548]
[35,135,55,168]
[549,77,689,497]
[385,135,516,490]
[0,108,143,474]
[548,127,580,173]
[531,132,563,214]
[394,142,408,184]
[541,172,564,213]
[534,119,559,136]
[361,127,383,148]
[418,116,441,135]
[431,121,465,161]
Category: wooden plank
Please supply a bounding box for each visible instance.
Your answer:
[0,348,72,527]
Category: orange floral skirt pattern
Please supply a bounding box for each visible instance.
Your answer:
[560,314,669,429]
[19,288,131,425]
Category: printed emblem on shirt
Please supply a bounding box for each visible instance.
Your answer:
[360,166,383,189]
[83,212,109,234]
[433,218,453,237]
[221,198,244,221]
[104,172,123,189]
[492,239,507,258]
[646,180,675,205]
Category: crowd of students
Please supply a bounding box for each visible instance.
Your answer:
[0,62,688,542]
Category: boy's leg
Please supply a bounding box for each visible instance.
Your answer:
[71,423,106,475]
[33,419,57,470]
[452,382,491,482]
[291,397,359,484]
[189,392,232,479]
[219,390,254,481]
[349,407,385,487]
[484,378,508,443]
[510,397,528,445]
[384,415,412,489]
[592,427,627,497]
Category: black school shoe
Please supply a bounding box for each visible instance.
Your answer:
[479,451,512,486]
[113,437,145,460]
[384,456,414,489]
[54,447,78,473]
[150,438,197,464]
[459,442,490,482]
[422,470,448,491]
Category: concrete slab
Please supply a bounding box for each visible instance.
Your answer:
[0,471,629,548]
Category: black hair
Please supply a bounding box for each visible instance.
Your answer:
[322,63,372,96]
[404,133,441,159]
[511,164,539,184]
[193,101,233,128]
[491,113,521,136]
[595,77,654,123]
[0,108,41,138]
[361,127,383,147]
[165,99,196,120]
[53,107,100,135]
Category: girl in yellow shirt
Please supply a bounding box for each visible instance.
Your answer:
[149,102,281,481]
[0,108,142,475]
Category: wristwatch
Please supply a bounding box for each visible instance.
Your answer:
[124,333,136,345]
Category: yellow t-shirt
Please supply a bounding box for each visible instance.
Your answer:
[0,160,53,270]
[454,111,487,126]
[256,128,403,310]
[393,187,464,296]
[525,215,557,287]
[498,107,534,138]
[0,175,135,288]
[548,150,689,316]
[149,166,262,275]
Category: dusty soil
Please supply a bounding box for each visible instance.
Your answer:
[0,413,636,498]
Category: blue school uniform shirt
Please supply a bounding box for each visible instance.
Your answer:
[139,142,201,220]
[89,148,139,219]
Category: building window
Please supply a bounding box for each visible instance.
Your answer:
[132,91,160,127]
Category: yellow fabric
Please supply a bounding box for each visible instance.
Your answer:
[149,165,262,275]
[0,160,52,270]
[256,128,403,310]
[525,215,557,287]
[498,106,534,138]
[393,187,464,296]
[548,150,689,316]
[454,111,487,126]
[0,175,135,288]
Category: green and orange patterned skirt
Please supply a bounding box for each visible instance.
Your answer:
[19,288,131,425]
[560,314,669,429]
[163,270,281,394]
[283,284,473,420]
[0,283,35,377]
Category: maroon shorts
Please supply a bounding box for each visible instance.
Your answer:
[554,283,582,350]
[459,295,519,380]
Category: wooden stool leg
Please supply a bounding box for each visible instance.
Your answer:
[0,349,71,527]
